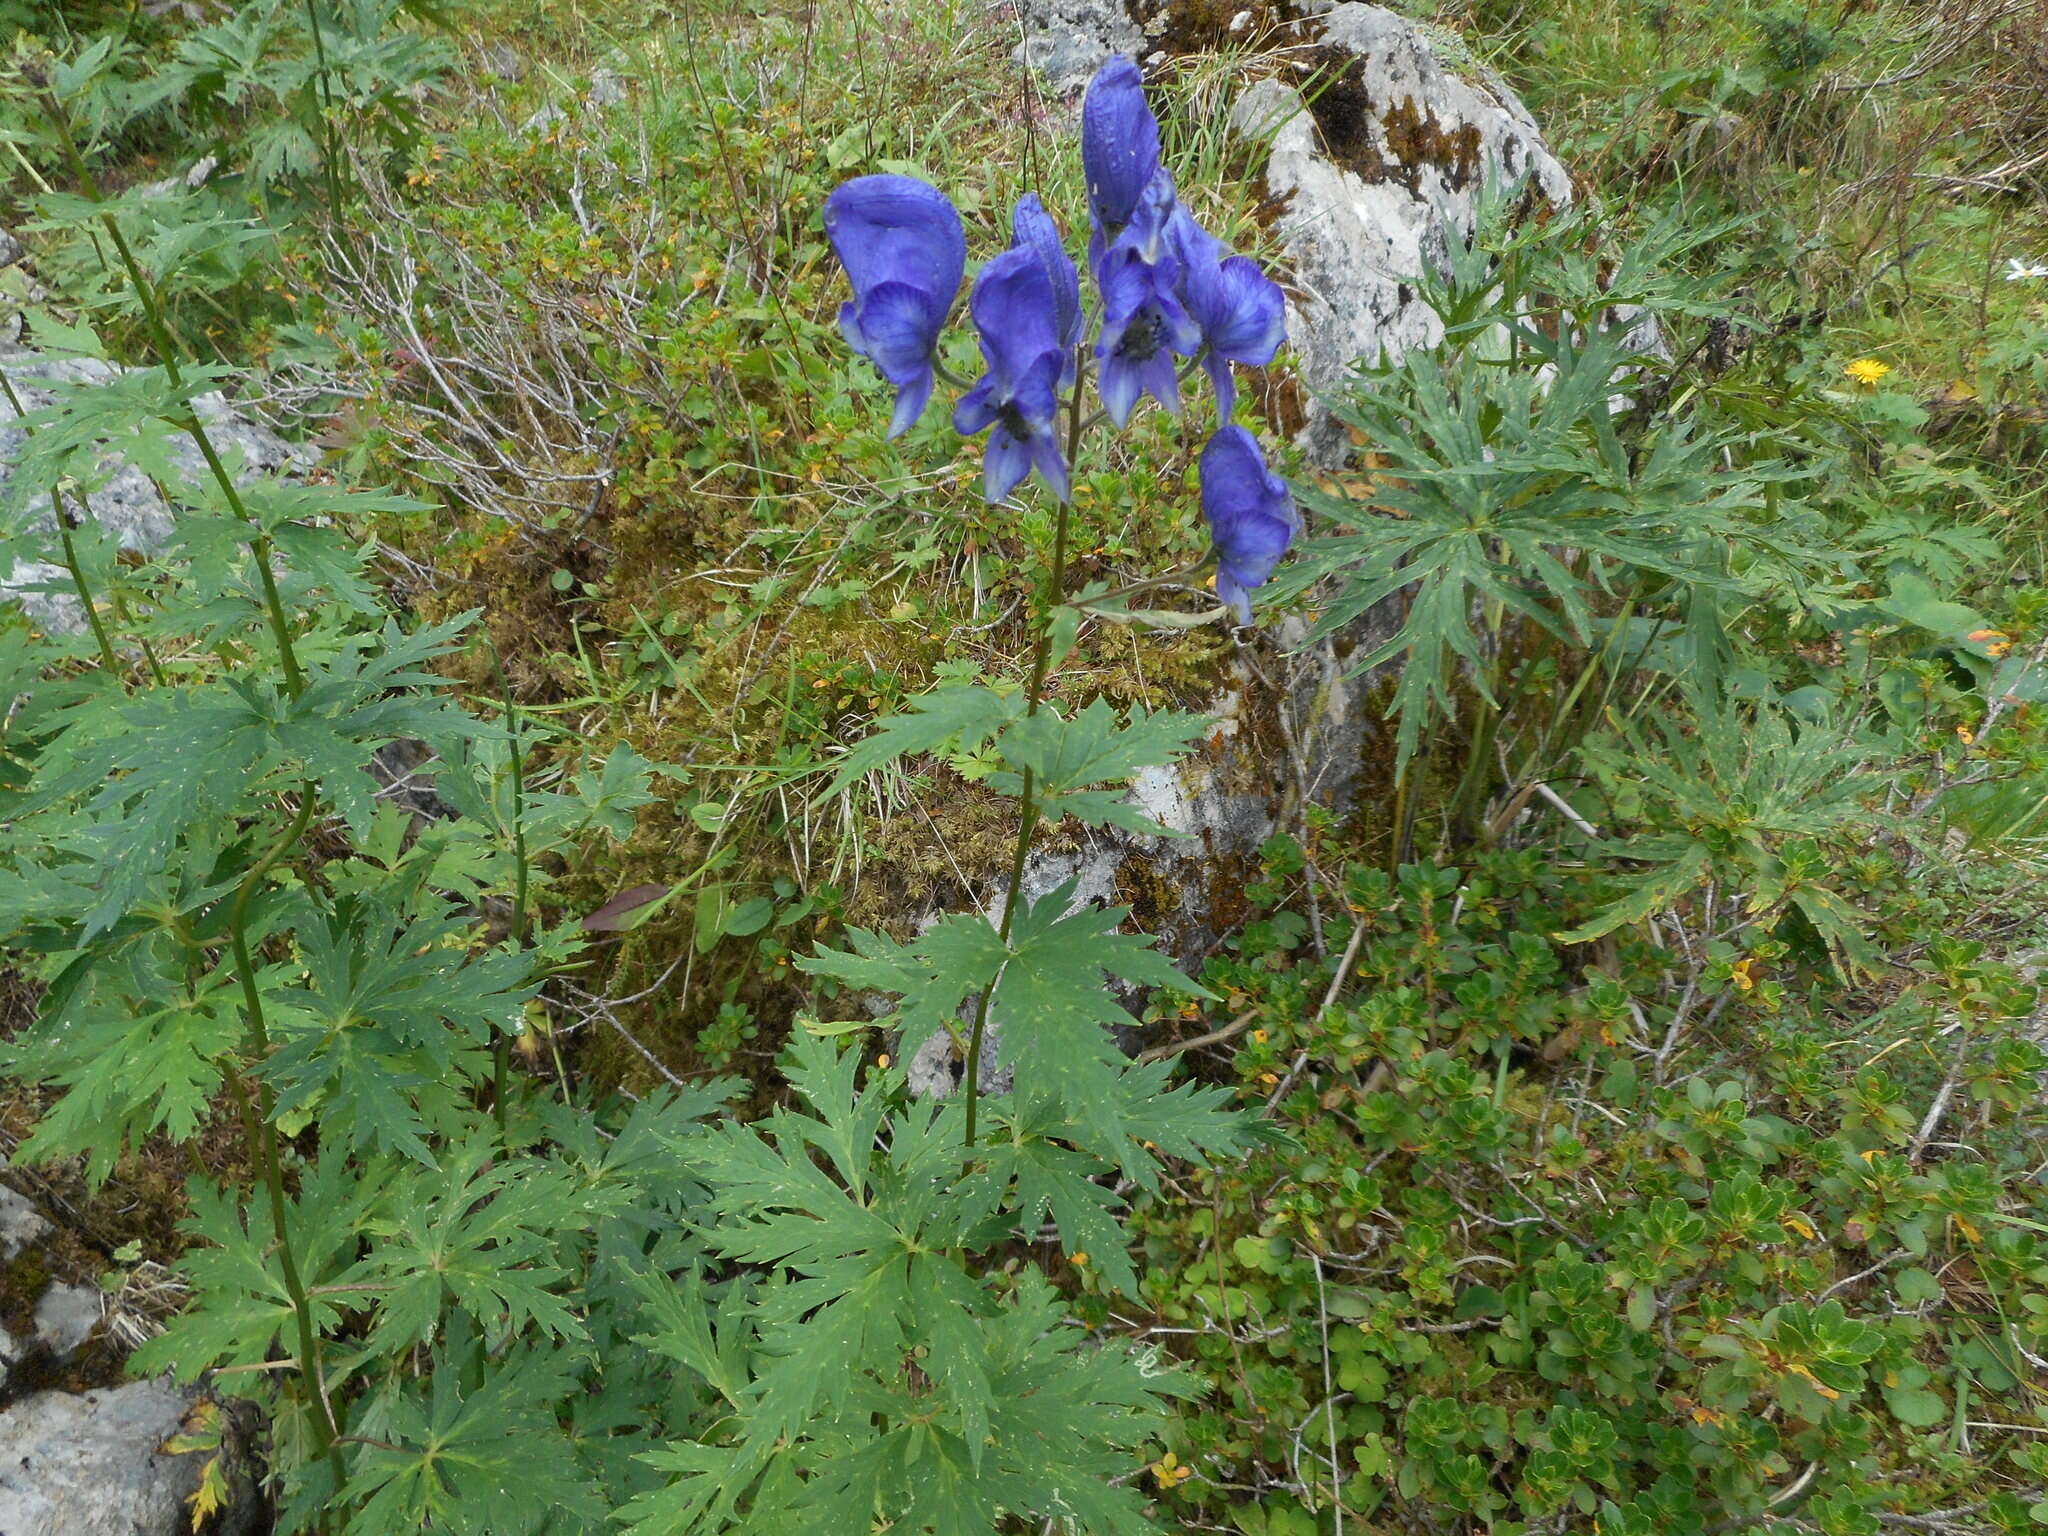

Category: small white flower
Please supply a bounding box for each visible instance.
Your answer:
[2004,257,2048,282]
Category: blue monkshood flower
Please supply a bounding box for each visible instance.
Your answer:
[1092,170,1199,426]
[1168,205,1286,419]
[1009,194,1083,385]
[954,248,1070,503]
[824,174,966,438]
[1082,55,1162,238]
[1095,239,1201,428]
[1200,425,1299,624]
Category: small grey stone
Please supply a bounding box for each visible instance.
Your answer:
[0,228,23,270]
[0,1183,51,1264]
[519,103,567,137]
[31,1283,100,1361]
[586,66,627,109]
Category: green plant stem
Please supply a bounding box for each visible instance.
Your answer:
[0,370,123,673]
[225,791,346,1506]
[961,353,1086,1156]
[49,498,122,674]
[486,641,531,1137]
[35,87,307,701]
[301,0,349,216]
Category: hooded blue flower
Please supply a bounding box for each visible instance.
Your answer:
[1200,426,1298,624]
[1082,56,1162,238]
[1169,206,1286,419]
[953,248,1070,503]
[1095,249,1200,427]
[1092,169,1199,427]
[1009,194,1083,386]
[825,174,966,438]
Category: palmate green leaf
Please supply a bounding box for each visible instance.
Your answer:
[341,1339,603,1536]
[988,699,1210,835]
[797,910,1006,1060]
[973,1080,1259,1293]
[1553,842,1713,946]
[259,893,533,1159]
[989,883,1212,1153]
[0,362,239,506]
[969,1112,1137,1293]
[637,1273,1172,1536]
[10,992,241,1184]
[131,1152,387,1385]
[359,1139,621,1352]
[824,684,1024,797]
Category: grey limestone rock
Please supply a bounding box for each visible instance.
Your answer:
[30,1283,101,1362]
[0,1380,240,1536]
[1010,0,1145,95]
[0,1184,51,1265]
[1230,3,1575,466]
[0,350,304,634]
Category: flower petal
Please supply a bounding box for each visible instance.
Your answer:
[983,428,1033,503]
[886,368,934,441]
[849,282,949,383]
[1028,429,1071,504]
[825,174,967,311]
[1012,194,1083,353]
[1097,350,1143,428]
[843,282,949,438]
[1200,426,1297,620]
[953,377,1000,436]
[970,247,1063,388]
[1193,254,1285,367]
[1082,56,1162,234]
[1204,350,1238,422]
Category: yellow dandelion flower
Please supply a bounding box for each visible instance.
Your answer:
[1252,1029,1269,1044]
[1956,724,1976,745]
[1071,1251,1087,1267]
[1844,357,1892,388]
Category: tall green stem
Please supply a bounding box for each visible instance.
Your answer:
[0,370,122,674]
[35,87,307,700]
[962,354,1085,1156]
[226,794,346,1506]
[33,70,338,1511]
[301,0,349,217]
[486,642,531,1137]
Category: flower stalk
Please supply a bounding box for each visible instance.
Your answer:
[961,350,1089,1156]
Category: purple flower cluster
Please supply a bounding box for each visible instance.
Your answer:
[823,55,1298,623]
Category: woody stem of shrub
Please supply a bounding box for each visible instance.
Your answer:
[961,350,1087,1157]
